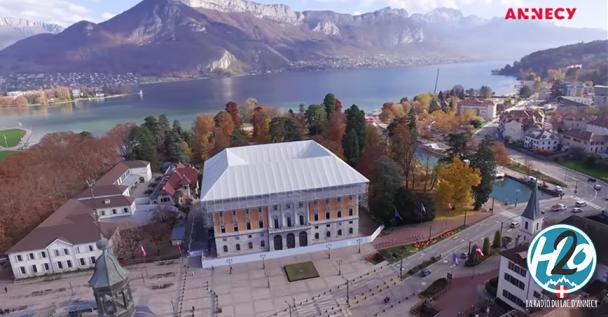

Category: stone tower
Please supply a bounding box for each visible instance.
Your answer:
[89,239,135,317]
[520,180,544,242]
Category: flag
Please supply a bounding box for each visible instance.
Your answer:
[139,244,147,257]
[448,203,454,211]
[556,285,568,299]
[421,203,427,214]
[475,247,484,257]
[394,207,403,220]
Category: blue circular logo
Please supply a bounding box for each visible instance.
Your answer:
[527,224,596,295]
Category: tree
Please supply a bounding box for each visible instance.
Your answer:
[494,142,511,166]
[519,85,533,99]
[225,101,241,127]
[213,111,235,154]
[305,104,327,135]
[142,116,160,145]
[470,137,497,210]
[165,130,186,163]
[269,117,304,143]
[191,114,215,164]
[442,133,470,162]
[370,156,402,224]
[343,105,367,165]
[324,111,346,146]
[342,129,360,166]
[389,120,417,190]
[429,98,441,113]
[356,125,387,179]
[480,86,493,99]
[394,189,435,224]
[242,98,258,123]
[482,237,491,256]
[492,230,502,248]
[414,93,433,112]
[231,128,249,147]
[323,93,337,116]
[451,85,465,99]
[435,156,481,213]
[129,126,160,170]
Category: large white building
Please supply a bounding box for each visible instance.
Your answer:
[498,109,545,142]
[497,182,545,312]
[523,128,560,153]
[200,140,369,258]
[457,98,497,121]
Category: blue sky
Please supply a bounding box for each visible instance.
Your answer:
[0,0,606,30]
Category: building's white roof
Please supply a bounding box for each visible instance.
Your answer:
[200,140,369,202]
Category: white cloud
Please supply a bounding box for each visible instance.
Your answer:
[101,12,115,21]
[0,0,92,26]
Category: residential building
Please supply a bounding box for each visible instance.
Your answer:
[593,85,608,107]
[556,96,593,115]
[7,200,116,279]
[498,109,544,142]
[523,129,560,153]
[457,98,496,120]
[563,82,593,97]
[586,117,608,135]
[96,160,152,188]
[560,130,608,154]
[154,163,199,206]
[561,114,592,131]
[496,182,545,312]
[200,140,369,258]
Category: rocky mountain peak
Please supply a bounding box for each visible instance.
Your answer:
[0,17,63,33]
[181,0,303,24]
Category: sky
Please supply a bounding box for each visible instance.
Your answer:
[0,0,606,30]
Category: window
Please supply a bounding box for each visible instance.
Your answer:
[502,289,525,308]
[221,225,226,233]
[314,213,319,221]
[223,245,228,253]
[287,217,292,227]
[326,231,331,238]
[261,240,265,248]
[349,220,353,224]
[259,220,264,228]
[299,215,304,225]
[337,197,341,202]
[274,218,279,228]
[338,229,342,236]
[91,257,96,264]
[16,255,22,262]
[101,210,106,216]
[508,261,527,277]
[286,203,291,209]
[235,236,240,240]
[28,253,34,260]
[41,251,46,258]
[57,262,63,269]
[349,228,353,234]
[325,212,330,219]
[232,210,236,216]
[524,221,528,230]
[248,242,253,249]
[64,248,69,255]
[32,265,37,273]
[248,235,252,238]
[236,244,241,251]
[67,260,72,268]
[326,224,330,228]
[273,205,278,211]
[124,208,128,213]
[299,202,304,208]
[80,258,86,266]
[314,233,319,239]
[20,267,25,274]
[112,209,117,214]
[349,208,353,216]
[536,222,539,230]
[246,222,251,230]
[258,207,262,213]
[89,245,94,252]
[44,263,50,271]
[504,273,525,290]
[337,211,342,218]
[533,291,541,298]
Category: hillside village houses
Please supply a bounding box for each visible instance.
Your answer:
[498,109,545,142]
[7,160,152,279]
[523,128,560,153]
[563,81,594,97]
[457,98,497,121]
[200,140,369,258]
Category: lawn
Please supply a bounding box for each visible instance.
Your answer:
[560,160,608,182]
[378,244,419,263]
[0,151,16,161]
[284,261,320,282]
[0,128,26,148]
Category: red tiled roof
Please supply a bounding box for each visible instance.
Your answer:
[161,164,199,196]
[96,160,149,185]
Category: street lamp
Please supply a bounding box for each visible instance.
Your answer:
[226,258,233,274]
[327,244,332,259]
[337,259,342,276]
[260,254,266,270]
[356,238,362,254]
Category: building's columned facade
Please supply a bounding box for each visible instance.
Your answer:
[200,140,369,258]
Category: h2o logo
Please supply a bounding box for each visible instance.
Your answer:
[527,224,596,297]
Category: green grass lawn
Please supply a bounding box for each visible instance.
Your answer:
[0,128,26,148]
[378,244,419,263]
[560,160,608,182]
[284,261,320,282]
[0,151,16,161]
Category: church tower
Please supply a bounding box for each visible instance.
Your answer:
[520,180,544,242]
[89,239,135,317]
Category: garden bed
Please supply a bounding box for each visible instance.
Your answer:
[284,261,320,282]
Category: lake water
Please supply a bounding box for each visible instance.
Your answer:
[0,61,517,141]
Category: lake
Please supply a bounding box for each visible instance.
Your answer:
[0,61,517,141]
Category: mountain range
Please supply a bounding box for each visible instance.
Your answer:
[0,17,63,49]
[0,0,604,78]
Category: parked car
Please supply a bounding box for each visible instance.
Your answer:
[594,184,602,191]
[528,176,537,183]
[575,201,587,207]
[551,204,566,212]
[420,268,432,277]
[510,222,519,228]
[572,207,583,214]
[588,178,597,182]
[555,186,563,193]
[460,252,468,259]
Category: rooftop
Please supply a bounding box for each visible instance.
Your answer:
[200,140,369,203]
[80,195,134,210]
[88,239,129,289]
[588,117,608,129]
[521,182,541,221]
[525,128,557,140]
[76,185,128,199]
[500,243,529,268]
[561,129,608,143]
[96,160,149,186]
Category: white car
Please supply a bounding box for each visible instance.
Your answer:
[528,176,537,183]
[555,186,563,193]
[575,201,587,207]
[594,184,602,191]
[551,204,566,212]
[572,208,583,214]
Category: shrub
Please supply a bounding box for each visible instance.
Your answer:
[492,230,501,248]
[485,277,498,297]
